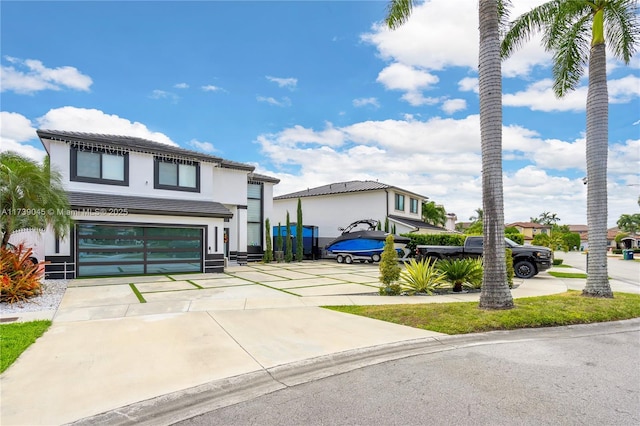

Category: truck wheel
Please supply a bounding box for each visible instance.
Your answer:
[344,255,353,264]
[371,254,381,262]
[514,260,536,279]
[336,255,344,263]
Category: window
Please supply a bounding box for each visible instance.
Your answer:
[154,158,200,192]
[247,183,263,248]
[71,147,128,186]
[410,198,419,214]
[395,194,405,211]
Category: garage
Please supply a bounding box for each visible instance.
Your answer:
[76,223,204,277]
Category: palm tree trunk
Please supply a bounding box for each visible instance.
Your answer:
[583,43,613,298]
[478,0,513,310]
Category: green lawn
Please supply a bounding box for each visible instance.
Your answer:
[325,291,640,335]
[547,271,589,279]
[1,320,51,373]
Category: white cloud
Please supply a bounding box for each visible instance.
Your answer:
[174,82,189,89]
[257,96,291,107]
[149,89,179,102]
[400,92,440,107]
[1,56,93,94]
[266,76,298,89]
[458,77,478,93]
[201,85,224,92]
[352,97,380,108]
[377,62,439,92]
[190,139,216,153]
[0,111,44,161]
[36,106,177,146]
[441,99,466,114]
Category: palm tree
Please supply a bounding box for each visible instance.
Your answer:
[469,207,484,222]
[617,213,640,234]
[502,0,638,298]
[1,151,72,247]
[422,201,447,227]
[386,0,513,309]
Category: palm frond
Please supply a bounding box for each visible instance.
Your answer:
[604,0,640,63]
[501,0,564,58]
[551,15,591,96]
[385,0,415,30]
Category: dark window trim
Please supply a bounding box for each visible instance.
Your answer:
[395,194,405,211]
[153,157,201,193]
[70,146,129,186]
[410,198,418,214]
[247,182,263,249]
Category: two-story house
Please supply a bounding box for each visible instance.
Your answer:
[36,130,278,279]
[272,180,442,249]
[506,222,551,244]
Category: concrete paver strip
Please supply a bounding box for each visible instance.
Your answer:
[326,272,381,283]
[266,276,347,289]
[125,300,192,317]
[229,270,297,282]
[0,312,264,426]
[57,285,140,310]
[135,280,200,292]
[208,306,443,369]
[68,275,173,287]
[289,283,378,297]
[54,304,130,322]
[190,277,256,288]
[142,285,293,303]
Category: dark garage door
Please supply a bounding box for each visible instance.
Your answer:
[77,223,203,276]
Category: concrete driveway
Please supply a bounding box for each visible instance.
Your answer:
[0,260,580,425]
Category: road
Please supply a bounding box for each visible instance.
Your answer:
[175,322,640,426]
[555,251,639,293]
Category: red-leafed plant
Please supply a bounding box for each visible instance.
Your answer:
[1,243,42,304]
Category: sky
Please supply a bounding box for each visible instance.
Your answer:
[1,0,639,228]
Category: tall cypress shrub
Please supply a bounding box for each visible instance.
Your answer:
[296,198,303,261]
[263,218,273,263]
[285,211,293,262]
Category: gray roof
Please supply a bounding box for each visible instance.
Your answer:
[274,180,428,200]
[249,172,280,184]
[388,215,450,232]
[67,192,233,218]
[37,129,254,172]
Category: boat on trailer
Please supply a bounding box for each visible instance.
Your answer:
[325,219,411,264]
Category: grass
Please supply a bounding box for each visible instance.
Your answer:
[1,320,52,373]
[547,271,589,279]
[129,283,147,303]
[325,291,640,335]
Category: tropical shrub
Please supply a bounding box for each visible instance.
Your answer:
[399,258,448,295]
[402,233,466,253]
[505,248,514,289]
[379,234,401,294]
[379,284,402,296]
[553,258,564,266]
[1,243,42,304]
[436,258,483,292]
[505,233,524,245]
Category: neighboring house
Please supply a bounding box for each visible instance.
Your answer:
[568,224,589,250]
[272,180,439,249]
[36,130,278,279]
[506,222,551,243]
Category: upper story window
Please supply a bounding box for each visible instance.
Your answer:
[71,147,129,186]
[395,194,405,211]
[410,198,419,214]
[154,158,200,192]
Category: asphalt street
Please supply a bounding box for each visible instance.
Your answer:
[175,321,640,426]
[556,250,640,291]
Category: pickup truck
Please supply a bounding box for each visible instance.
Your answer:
[415,236,553,279]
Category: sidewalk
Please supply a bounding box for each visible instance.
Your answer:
[0,261,585,425]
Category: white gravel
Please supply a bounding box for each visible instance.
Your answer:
[0,280,69,315]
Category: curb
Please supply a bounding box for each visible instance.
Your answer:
[68,318,640,426]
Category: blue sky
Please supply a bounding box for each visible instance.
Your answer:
[2,0,639,227]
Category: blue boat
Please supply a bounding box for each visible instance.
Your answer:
[325,219,411,263]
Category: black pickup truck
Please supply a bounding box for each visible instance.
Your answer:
[415,236,553,279]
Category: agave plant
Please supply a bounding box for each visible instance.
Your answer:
[436,258,484,292]
[399,258,448,295]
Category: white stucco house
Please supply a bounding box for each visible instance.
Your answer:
[272,180,449,249]
[36,130,278,279]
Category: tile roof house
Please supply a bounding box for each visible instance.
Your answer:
[36,130,279,278]
[272,180,451,249]
[506,222,551,243]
